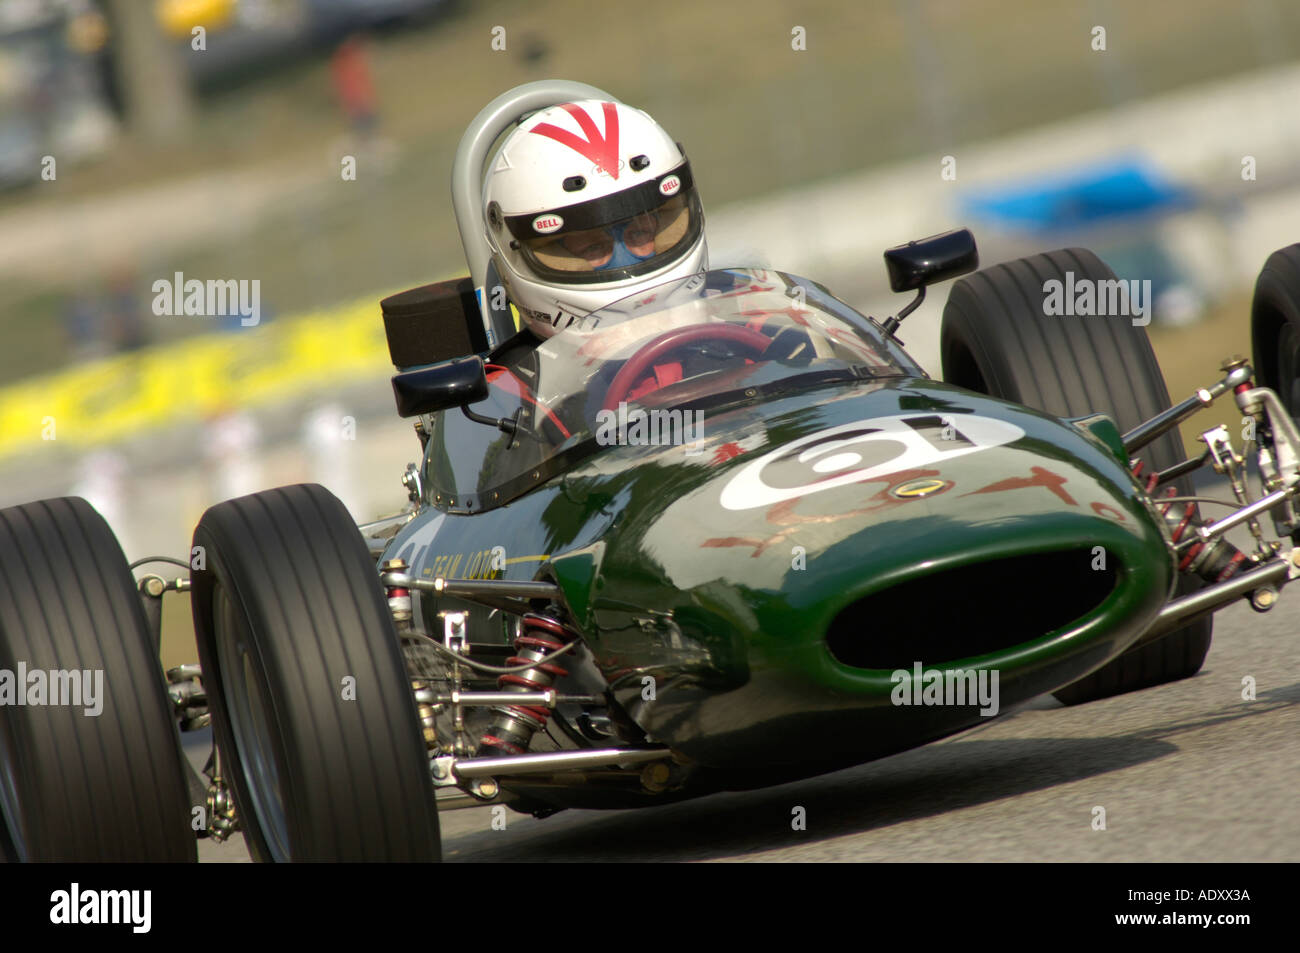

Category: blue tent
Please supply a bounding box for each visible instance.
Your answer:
[960,157,1198,234]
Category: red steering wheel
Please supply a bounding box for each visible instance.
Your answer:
[601,324,773,412]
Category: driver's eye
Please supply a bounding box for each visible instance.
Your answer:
[562,229,611,257]
[623,215,657,245]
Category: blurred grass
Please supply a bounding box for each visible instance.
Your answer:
[1149,293,1254,459]
[161,592,195,672]
[12,0,1295,205]
[3,0,1299,386]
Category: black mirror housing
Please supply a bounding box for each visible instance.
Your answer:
[883,228,979,293]
[392,356,488,418]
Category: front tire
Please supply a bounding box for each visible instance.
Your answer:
[0,497,196,861]
[191,484,440,861]
[941,247,1212,705]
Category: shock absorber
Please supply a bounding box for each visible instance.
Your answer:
[478,612,574,757]
[1161,496,1249,583]
[1131,462,1251,584]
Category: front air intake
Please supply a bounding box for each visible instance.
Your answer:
[825,549,1119,669]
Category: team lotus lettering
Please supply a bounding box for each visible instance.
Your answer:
[719,414,1024,511]
[427,548,505,580]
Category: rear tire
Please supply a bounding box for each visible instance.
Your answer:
[191,483,440,861]
[940,247,1212,705]
[1251,243,1300,421]
[0,497,196,861]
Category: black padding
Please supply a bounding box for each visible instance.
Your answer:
[381,276,489,367]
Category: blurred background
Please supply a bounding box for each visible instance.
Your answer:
[1,0,1299,664]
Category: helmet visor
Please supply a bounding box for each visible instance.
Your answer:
[503,164,703,285]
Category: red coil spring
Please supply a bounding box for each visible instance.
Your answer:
[1136,460,1205,564]
[1155,483,1247,580]
[498,614,571,725]
[1165,493,1205,570]
[1131,459,1161,495]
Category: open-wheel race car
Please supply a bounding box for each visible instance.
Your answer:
[4,81,1300,862]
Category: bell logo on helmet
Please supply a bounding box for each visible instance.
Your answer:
[530,102,621,180]
[532,215,563,234]
[659,174,681,196]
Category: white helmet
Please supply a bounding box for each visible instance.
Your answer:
[483,99,708,339]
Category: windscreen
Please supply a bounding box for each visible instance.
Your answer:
[425,268,919,508]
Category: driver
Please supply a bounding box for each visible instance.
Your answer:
[483,99,709,341]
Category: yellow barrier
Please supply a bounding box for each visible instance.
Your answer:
[155,0,237,38]
[0,294,392,460]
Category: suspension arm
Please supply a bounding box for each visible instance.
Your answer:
[1123,362,1253,454]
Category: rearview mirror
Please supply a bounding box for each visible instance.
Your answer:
[392,356,488,418]
[883,228,979,293]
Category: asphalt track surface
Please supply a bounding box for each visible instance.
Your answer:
[195,591,1300,863]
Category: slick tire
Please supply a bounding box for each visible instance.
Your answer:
[941,247,1212,706]
[0,497,196,861]
[191,483,440,861]
[1250,243,1300,420]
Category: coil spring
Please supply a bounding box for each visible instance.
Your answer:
[478,613,574,757]
[1162,494,1247,581]
[1134,461,1248,582]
